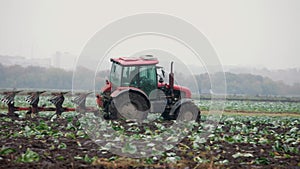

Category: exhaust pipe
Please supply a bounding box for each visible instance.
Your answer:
[169,61,174,97]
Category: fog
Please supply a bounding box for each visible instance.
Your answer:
[0,0,299,69]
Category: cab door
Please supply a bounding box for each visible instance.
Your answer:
[138,65,157,96]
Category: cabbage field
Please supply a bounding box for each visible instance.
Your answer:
[198,100,300,113]
[0,95,299,168]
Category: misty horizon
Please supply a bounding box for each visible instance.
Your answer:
[0,1,300,70]
[1,53,299,86]
[1,53,300,71]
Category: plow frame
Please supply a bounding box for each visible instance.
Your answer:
[0,89,98,116]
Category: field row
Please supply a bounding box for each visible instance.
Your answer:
[1,95,300,114]
[0,112,299,168]
[197,100,300,113]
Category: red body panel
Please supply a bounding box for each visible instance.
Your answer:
[97,80,191,108]
[96,81,112,107]
[101,81,112,93]
[96,94,103,107]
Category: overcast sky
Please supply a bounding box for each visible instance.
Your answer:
[0,0,299,69]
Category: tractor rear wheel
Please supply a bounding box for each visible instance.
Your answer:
[111,92,149,122]
[176,102,200,122]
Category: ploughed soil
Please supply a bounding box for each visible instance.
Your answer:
[0,113,299,169]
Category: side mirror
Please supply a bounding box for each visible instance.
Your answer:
[159,77,164,83]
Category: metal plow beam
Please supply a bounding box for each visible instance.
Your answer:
[0,89,98,117]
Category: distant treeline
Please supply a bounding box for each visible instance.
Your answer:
[190,73,300,96]
[0,64,299,96]
[0,64,72,89]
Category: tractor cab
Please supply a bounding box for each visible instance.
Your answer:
[110,55,158,95]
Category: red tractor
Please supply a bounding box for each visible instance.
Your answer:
[96,55,200,122]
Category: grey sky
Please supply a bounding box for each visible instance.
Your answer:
[0,0,299,69]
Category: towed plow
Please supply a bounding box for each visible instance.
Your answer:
[1,56,201,122]
[0,89,98,117]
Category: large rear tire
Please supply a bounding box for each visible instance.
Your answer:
[176,102,200,122]
[111,92,149,122]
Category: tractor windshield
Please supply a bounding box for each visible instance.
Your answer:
[121,65,157,95]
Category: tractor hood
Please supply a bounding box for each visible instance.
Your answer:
[157,83,192,98]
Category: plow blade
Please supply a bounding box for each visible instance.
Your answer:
[1,89,97,116]
[72,92,98,113]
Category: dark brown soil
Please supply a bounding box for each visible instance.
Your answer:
[0,113,299,169]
